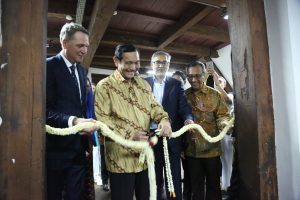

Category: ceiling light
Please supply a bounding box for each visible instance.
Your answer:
[222,7,228,20]
[113,11,118,16]
[66,15,73,21]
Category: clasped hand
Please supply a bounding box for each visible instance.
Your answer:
[73,118,99,135]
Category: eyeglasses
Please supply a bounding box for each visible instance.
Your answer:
[187,74,205,80]
[152,60,169,66]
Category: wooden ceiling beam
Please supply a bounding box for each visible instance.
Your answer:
[165,42,218,58]
[93,59,151,67]
[186,0,226,8]
[48,0,76,15]
[101,29,157,51]
[82,0,120,68]
[92,59,185,71]
[93,55,190,65]
[158,7,214,49]
[117,9,176,25]
[48,25,218,59]
[187,24,229,42]
[48,12,71,20]
[100,29,217,57]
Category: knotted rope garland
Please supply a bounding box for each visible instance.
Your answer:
[46,117,234,200]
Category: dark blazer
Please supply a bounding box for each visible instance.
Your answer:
[46,54,88,168]
[145,76,193,153]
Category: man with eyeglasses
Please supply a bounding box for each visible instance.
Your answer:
[145,51,194,200]
[185,61,231,200]
[94,44,172,200]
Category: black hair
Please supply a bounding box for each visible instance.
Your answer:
[114,44,139,61]
[186,60,206,74]
[172,71,186,81]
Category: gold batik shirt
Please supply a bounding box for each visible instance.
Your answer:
[94,70,169,173]
[185,85,230,158]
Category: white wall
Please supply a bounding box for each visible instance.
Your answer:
[212,45,233,87]
[264,0,300,199]
[87,67,114,82]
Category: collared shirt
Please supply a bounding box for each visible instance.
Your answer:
[94,70,169,173]
[150,76,166,129]
[185,85,230,158]
[60,51,82,128]
[60,51,82,99]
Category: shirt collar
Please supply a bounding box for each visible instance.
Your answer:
[189,84,209,95]
[60,51,76,68]
[114,70,138,84]
[153,75,166,84]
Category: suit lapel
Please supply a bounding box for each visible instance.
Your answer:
[162,77,172,106]
[148,77,154,90]
[57,55,73,82]
[57,55,82,102]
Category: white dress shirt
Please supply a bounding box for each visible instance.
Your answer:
[150,76,166,129]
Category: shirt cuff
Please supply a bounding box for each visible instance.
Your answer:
[68,116,75,127]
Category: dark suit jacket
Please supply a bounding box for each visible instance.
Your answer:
[46,54,88,168]
[145,76,193,153]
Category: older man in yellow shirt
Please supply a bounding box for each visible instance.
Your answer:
[94,44,172,200]
[185,61,231,200]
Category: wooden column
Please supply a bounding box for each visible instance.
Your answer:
[227,0,278,199]
[0,0,47,199]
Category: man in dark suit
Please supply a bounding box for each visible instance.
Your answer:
[46,22,98,200]
[145,51,194,200]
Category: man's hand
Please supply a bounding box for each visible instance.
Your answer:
[184,119,194,125]
[184,119,197,134]
[73,117,99,135]
[132,131,149,141]
[157,119,172,137]
[212,70,220,84]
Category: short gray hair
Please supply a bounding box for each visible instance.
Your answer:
[151,51,171,62]
[59,22,89,42]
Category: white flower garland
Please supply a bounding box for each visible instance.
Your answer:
[45,117,234,200]
[163,137,176,198]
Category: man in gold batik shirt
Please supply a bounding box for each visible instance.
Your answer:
[94,44,172,200]
[184,61,231,200]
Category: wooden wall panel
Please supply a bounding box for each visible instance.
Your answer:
[227,0,278,199]
[0,0,47,199]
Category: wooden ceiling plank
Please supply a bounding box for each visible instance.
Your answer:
[48,26,217,57]
[165,42,218,57]
[187,0,226,8]
[187,24,229,42]
[48,12,69,20]
[117,9,176,25]
[92,59,184,71]
[100,28,217,57]
[158,7,214,49]
[82,0,120,68]
[93,55,190,65]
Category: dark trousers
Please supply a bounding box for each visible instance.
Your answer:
[154,138,182,200]
[182,157,192,200]
[187,156,222,200]
[100,144,109,184]
[47,164,86,200]
[110,170,149,200]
